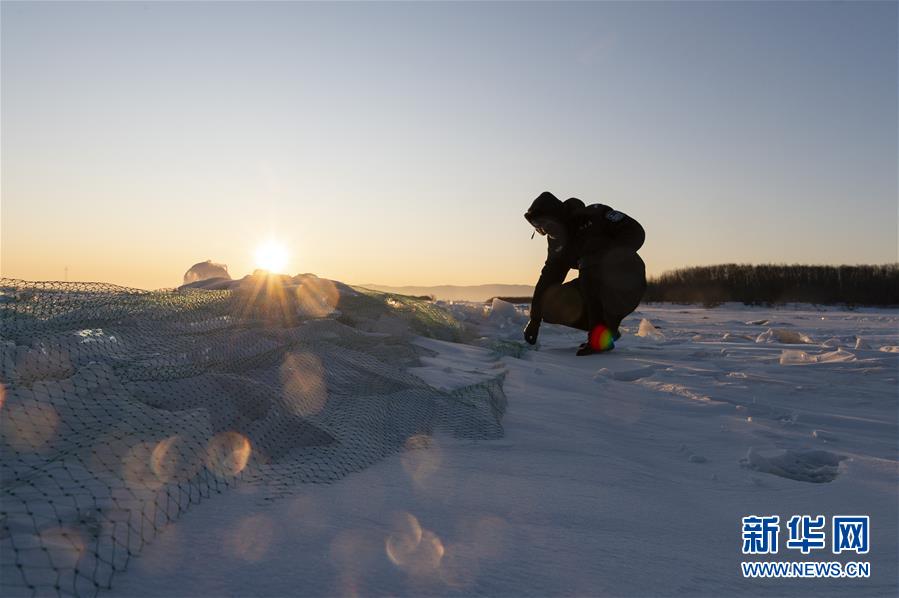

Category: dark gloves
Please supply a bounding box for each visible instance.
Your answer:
[523,320,540,345]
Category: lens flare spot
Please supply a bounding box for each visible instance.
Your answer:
[39,527,86,569]
[280,352,328,416]
[541,284,584,328]
[385,512,423,566]
[1,397,60,452]
[412,529,445,572]
[205,431,252,478]
[385,512,444,575]
[335,574,361,598]
[294,276,340,317]
[151,435,200,483]
[122,441,165,492]
[330,529,379,577]
[589,323,615,351]
[469,515,508,560]
[14,346,74,382]
[226,514,274,562]
[439,542,480,588]
[88,434,129,477]
[287,494,331,536]
[401,434,441,487]
[139,526,183,574]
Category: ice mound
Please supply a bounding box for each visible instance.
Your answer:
[592,368,614,383]
[822,335,868,349]
[743,447,845,483]
[183,260,231,285]
[488,298,518,321]
[819,349,857,363]
[756,328,813,344]
[780,349,856,365]
[779,350,816,365]
[635,318,664,340]
[722,332,754,342]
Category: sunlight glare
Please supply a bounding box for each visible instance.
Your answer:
[254,240,289,273]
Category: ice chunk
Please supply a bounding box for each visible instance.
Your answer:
[183,260,231,285]
[488,298,517,321]
[780,349,855,365]
[823,335,867,349]
[722,332,753,342]
[756,328,813,344]
[817,349,856,363]
[635,318,664,340]
[779,350,816,365]
[592,368,614,383]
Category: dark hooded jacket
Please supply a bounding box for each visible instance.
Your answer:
[525,191,645,323]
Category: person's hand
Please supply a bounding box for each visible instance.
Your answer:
[523,320,540,345]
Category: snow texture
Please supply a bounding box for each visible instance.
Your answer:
[110,303,897,597]
[0,278,497,596]
[2,284,897,597]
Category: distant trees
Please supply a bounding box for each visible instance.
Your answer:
[643,264,899,306]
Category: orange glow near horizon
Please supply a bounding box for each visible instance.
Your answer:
[2,3,896,291]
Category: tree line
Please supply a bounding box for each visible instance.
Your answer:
[643,263,899,306]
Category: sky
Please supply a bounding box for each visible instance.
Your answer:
[2,1,896,290]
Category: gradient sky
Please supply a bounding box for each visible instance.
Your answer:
[2,1,896,290]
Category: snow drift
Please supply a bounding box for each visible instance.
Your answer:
[2,283,896,597]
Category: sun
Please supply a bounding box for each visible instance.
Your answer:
[254,240,289,273]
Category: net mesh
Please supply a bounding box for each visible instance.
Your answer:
[0,276,506,597]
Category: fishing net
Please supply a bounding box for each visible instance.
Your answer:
[0,275,507,597]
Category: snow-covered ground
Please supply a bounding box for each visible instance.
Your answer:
[106,302,898,597]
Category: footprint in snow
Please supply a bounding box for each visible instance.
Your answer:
[611,365,659,382]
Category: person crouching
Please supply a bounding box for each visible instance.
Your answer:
[523,191,647,356]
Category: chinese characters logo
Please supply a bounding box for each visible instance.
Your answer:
[742,514,869,555]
